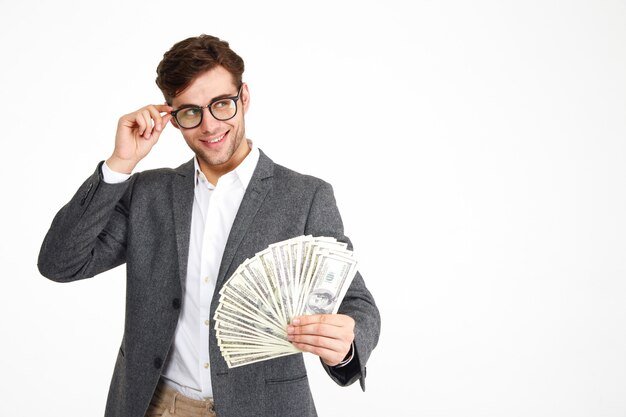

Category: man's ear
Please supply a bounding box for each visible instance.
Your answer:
[241,83,250,114]
[167,102,180,130]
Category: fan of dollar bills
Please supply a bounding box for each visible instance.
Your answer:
[214,235,358,368]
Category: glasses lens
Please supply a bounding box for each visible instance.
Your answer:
[176,107,202,128]
[210,99,237,121]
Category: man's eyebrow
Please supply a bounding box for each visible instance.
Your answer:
[176,91,239,108]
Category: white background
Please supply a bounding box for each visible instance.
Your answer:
[1,1,625,416]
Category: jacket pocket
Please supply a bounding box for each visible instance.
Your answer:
[264,374,316,416]
[265,373,307,385]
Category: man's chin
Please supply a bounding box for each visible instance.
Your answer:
[198,149,234,168]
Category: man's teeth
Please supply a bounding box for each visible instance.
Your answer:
[209,134,225,143]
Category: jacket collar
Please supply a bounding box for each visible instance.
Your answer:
[171,149,275,288]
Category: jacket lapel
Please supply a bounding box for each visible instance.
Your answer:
[172,159,196,284]
[216,150,274,288]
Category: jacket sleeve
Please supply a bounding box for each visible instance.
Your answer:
[38,162,134,282]
[304,181,381,391]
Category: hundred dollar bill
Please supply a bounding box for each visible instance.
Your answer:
[225,350,300,368]
[240,261,285,325]
[289,237,305,312]
[217,334,292,351]
[219,274,285,331]
[256,248,290,324]
[297,247,331,315]
[295,238,347,311]
[215,319,288,346]
[214,311,287,341]
[216,328,286,347]
[217,294,285,336]
[242,257,287,326]
[302,253,357,315]
[217,338,292,351]
[266,244,294,321]
[272,238,305,317]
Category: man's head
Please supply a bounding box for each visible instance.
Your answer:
[156,35,250,183]
[156,34,244,105]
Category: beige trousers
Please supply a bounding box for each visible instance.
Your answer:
[145,382,216,417]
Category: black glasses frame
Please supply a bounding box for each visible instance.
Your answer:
[170,84,243,129]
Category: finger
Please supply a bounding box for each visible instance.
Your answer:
[147,106,165,132]
[292,314,354,328]
[154,103,174,113]
[157,113,173,135]
[149,113,172,142]
[288,322,341,338]
[132,112,147,138]
[140,109,153,139]
[291,342,346,366]
[288,333,344,351]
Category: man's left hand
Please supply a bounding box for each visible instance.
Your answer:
[287,314,355,367]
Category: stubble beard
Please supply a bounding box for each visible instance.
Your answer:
[196,125,246,169]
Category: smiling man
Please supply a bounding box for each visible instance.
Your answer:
[38,34,380,417]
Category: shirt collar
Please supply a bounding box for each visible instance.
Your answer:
[193,139,260,190]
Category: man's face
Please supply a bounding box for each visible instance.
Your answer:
[171,66,250,180]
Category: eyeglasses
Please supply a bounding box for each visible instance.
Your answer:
[171,85,243,129]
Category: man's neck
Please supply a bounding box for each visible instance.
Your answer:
[199,142,251,186]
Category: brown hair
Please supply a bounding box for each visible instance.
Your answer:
[155,34,245,104]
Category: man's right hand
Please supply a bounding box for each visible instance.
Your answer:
[106,104,173,174]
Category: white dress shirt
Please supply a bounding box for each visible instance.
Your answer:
[102,141,260,400]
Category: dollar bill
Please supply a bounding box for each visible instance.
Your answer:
[214,235,358,368]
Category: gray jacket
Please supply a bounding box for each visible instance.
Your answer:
[38,150,380,417]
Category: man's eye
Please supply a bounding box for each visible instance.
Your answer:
[213,100,230,109]
[183,108,201,117]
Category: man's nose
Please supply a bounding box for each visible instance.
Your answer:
[200,107,221,133]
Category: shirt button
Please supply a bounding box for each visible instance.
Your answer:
[204,276,209,283]
[204,319,210,326]
[204,362,210,369]
[154,357,163,369]
[172,298,181,310]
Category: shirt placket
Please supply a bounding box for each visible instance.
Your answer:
[198,172,241,398]
[198,176,217,398]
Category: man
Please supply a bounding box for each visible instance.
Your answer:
[38,34,380,417]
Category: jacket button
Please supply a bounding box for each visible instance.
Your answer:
[172,298,181,310]
[154,357,163,369]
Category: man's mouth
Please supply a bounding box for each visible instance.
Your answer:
[209,134,225,143]
[202,132,227,145]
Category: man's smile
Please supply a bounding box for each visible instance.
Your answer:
[200,131,228,146]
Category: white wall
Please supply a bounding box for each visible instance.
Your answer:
[1,1,625,416]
